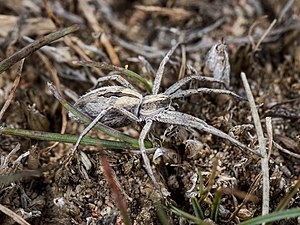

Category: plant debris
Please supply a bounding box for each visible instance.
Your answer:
[0,1,299,224]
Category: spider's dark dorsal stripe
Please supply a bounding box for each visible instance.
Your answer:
[73,86,142,128]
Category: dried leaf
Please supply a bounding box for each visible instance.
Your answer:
[205,40,230,87]
[0,15,56,39]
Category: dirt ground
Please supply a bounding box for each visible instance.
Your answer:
[0,0,299,224]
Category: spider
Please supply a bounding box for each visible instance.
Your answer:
[70,42,260,192]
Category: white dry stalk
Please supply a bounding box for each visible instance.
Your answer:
[205,40,231,87]
[266,117,273,158]
[241,72,269,219]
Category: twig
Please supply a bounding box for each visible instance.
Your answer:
[248,16,268,49]
[138,56,156,78]
[255,19,277,51]
[0,59,24,120]
[100,33,121,66]
[241,72,269,218]
[273,141,300,159]
[186,19,300,53]
[228,172,262,222]
[1,143,21,168]
[95,0,129,34]
[183,18,225,43]
[0,24,80,74]
[116,37,166,58]
[278,0,295,22]
[0,204,30,225]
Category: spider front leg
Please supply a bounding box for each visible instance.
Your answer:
[154,110,260,156]
[164,75,227,95]
[169,87,247,101]
[152,42,181,94]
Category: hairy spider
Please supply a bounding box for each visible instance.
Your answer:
[71,43,259,192]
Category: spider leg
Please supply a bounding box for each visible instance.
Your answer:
[170,87,247,101]
[71,106,114,155]
[94,74,137,90]
[138,120,160,190]
[164,75,226,95]
[154,110,260,156]
[152,42,181,95]
[72,106,140,155]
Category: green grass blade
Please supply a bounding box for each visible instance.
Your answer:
[211,191,222,222]
[239,208,300,225]
[0,127,134,150]
[73,60,153,91]
[168,204,209,225]
[153,199,170,225]
[274,180,300,212]
[192,197,204,219]
[198,172,205,197]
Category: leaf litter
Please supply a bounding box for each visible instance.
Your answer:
[0,1,299,224]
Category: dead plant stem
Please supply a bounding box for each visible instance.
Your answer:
[241,72,269,219]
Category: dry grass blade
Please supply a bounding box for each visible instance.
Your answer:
[229,173,262,222]
[0,24,80,74]
[135,5,193,21]
[255,19,277,51]
[0,164,58,185]
[178,44,186,80]
[220,188,260,203]
[272,141,300,159]
[200,158,219,202]
[37,50,67,152]
[278,0,295,21]
[98,148,131,225]
[274,179,300,213]
[241,72,269,218]
[0,59,24,120]
[78,0,121,65]
[248,16,268,49]
[0,204,30,225]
